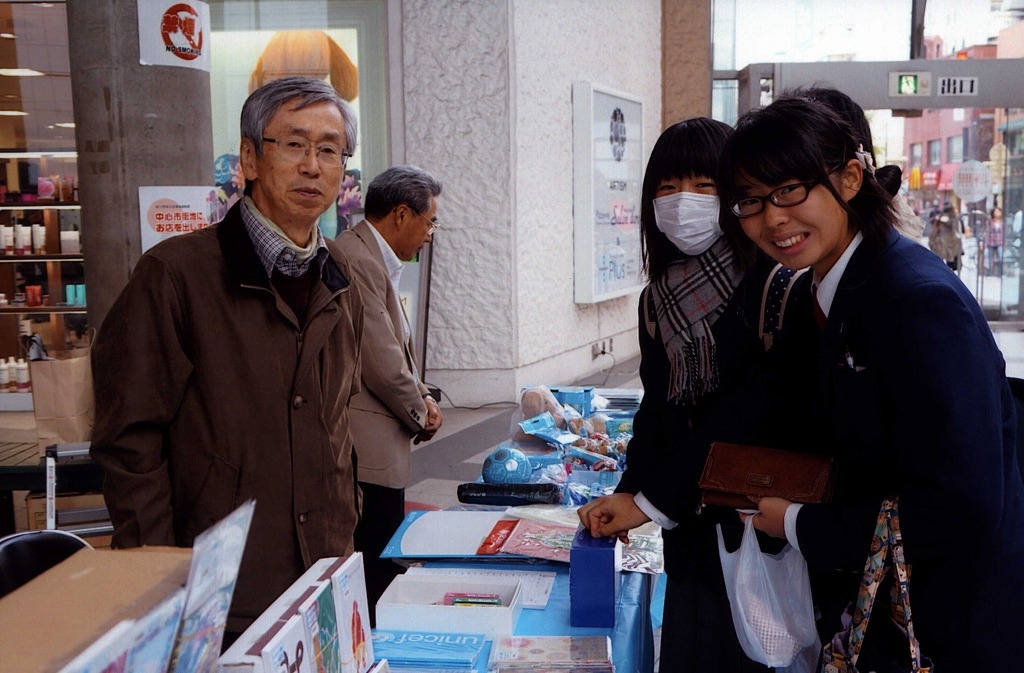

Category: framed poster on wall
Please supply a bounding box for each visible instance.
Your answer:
[572,82,644,304]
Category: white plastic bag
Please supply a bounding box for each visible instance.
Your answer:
[717,515,819,668]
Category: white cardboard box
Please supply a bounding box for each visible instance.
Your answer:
[219,553,372,673]
[375,575,523,638]
[219,556,341,673]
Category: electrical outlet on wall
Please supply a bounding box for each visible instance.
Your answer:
[591,343,602,359]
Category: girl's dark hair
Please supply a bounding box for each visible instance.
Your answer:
[640,117,733,281]
[717,96,895,270]
[795,87,902,199]
[793,86,876,165]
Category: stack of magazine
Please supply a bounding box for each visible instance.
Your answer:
[370,629,487,671]
[488,635,614,672]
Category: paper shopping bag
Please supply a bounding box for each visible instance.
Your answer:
[30,346,94,456]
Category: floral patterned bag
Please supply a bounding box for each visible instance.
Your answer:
[820,497,933,673]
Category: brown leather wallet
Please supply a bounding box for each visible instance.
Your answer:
[698,441,835,509]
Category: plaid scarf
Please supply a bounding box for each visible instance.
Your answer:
[651,236,742,404]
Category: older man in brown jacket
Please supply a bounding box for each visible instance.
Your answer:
[90,77,364,636]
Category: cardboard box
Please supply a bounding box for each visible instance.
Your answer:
[569,528,621,628]
[376,575,523,638]
[0,546,191,673]
[24,491,111,549]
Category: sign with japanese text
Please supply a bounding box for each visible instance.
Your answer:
[937,77,979,97]
[138,1,211,71]
[139,186,217,253]
[572,82,644,303]
[952,160,992,203]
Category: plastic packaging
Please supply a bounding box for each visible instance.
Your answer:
[717,516,818,667]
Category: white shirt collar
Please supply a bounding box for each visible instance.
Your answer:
[812,231,863,317]
[365,219,404,288]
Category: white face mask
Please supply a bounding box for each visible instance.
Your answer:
[653,191,723,256]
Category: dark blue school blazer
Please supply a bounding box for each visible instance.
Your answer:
[795,228,1024,671]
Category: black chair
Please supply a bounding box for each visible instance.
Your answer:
[1006,377,1024,480]
[0,529,91,598]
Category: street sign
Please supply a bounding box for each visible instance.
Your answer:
[990,143,1008,182]
[937,77,979,96]
[952,160,993,203]
[888,71,931,97]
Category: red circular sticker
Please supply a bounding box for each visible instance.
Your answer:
[160,3,203,61]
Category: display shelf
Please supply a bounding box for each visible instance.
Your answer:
[0,306,86,315]
[0,254,84,263]
[0,392,32,412]
[0,153,84,360]
[0,202,80,210]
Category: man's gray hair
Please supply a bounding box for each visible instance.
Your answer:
[241,76,357,156]
[364,165,443,219]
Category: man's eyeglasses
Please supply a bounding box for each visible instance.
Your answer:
[414,210,441,235]
[261,136,352,168]
[730,180,821,218]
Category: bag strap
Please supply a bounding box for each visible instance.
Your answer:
[759,263,808,351]
[820,497,931,673]
[642,285,658,340]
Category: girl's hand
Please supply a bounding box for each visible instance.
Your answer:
[738,496,791,539]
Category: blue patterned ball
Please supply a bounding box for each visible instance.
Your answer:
[482,447,533,484]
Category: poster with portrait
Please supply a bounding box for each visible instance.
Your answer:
[572,82,644,303]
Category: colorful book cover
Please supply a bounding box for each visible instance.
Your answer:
[328,552,374,673]
[57,620,135,673]
[488,635,612,669]
[299,580,343,673]
[170,499,256,673]
[261,614,314,673]
[380,510,510,559]
[495,668,614,673]
[124,587,188,673]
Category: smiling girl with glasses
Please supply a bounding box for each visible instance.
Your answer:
[716,95,1024,671]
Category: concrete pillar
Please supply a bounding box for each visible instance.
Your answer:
[67,1,212,329]
[662,0,713,127]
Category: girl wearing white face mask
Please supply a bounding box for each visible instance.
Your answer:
[579,118,799,673]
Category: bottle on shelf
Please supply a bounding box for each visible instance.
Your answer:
[0,359,9,393]
[1,224,12,254]
[6,357,16,392]
[15,358,30,393]
[12,220,24,255]
[31,224,45,254]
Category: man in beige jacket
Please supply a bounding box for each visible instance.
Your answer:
[335,165,444,621]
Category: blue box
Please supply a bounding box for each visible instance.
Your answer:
[549,386,595,417]
[569,528,620,627]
